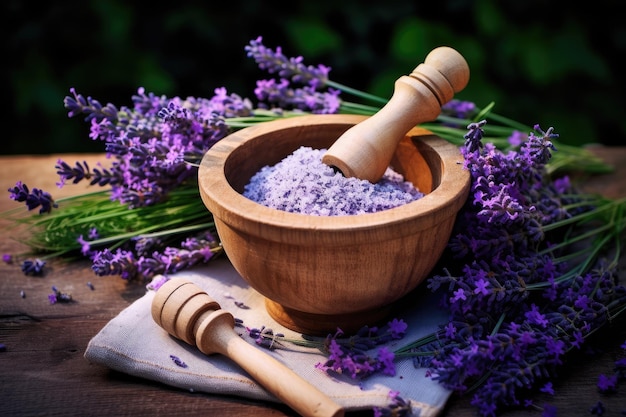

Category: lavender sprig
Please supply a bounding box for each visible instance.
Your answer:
[243,319,408,380]
[6,185,221,280]
[55,160,120,187]
[21,258,46,276]
[253,79,342,114]
[245,36,385,110]
[245,36,331,89]
[8,181,57,214]
[90,231,221,280]
[63,87,120,122]
[48,285,72,304]
[391,121,626,416]
[61,86,251,208]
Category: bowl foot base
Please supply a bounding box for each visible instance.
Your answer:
[265,298,392,336]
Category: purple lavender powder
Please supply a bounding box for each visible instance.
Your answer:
[243,146,424,216]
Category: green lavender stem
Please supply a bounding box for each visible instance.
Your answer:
[7,185,213,256]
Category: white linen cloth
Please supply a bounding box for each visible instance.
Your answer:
[84,257,451,416]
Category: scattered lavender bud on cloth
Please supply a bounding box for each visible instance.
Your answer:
[169,355,188,368]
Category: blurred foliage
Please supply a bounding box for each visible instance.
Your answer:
[3,0,625,155]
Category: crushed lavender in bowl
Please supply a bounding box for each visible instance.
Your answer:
[243,146,424,216]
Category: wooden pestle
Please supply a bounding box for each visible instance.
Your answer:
[322,46,470,183]
[151,278,344,417]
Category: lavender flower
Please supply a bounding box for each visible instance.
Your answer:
[540,382,555,395]
[48,285,72,304]
[61,86,250,208]
[440,99,478,128]
[21,259,46,276]
[244,37,345,114]
[254,79,341,114]
[462,120,486,153]
[395,121,626,416]
[597,374,618,394]
[315,320,407,379]
[246,326,285,350]
[241,318,408,382]
[63,87,119,122]
[245,36,330,89]
[373,390,412,417]
[508,130,526,147]
[169,354,188,368]
[8,181,57,214]
[204,87,254,118]
[146,275,169,292]
[90,231,220,280]
[90,248,137,280]
[77,235,92,256]
[441,99,477,120]
[56,159,119,187]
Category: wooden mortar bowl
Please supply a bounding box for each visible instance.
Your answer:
[198,114,470,335]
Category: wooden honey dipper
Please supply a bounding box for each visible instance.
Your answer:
[322,46,470,183]
[151,277,344,417]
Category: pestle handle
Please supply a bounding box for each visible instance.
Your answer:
[152,278,344,417]
[322,46,470,183]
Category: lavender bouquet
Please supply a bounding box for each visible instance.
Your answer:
[6,37,626,416]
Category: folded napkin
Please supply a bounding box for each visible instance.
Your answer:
[85,257,451,416]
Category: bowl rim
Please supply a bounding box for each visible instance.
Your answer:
[198,114,470,235]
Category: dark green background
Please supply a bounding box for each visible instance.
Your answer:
[4,0,625,155]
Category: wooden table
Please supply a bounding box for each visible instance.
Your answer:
[1,149,626,417]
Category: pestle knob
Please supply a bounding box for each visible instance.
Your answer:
[151,278,344,417]
[322,46,470,183]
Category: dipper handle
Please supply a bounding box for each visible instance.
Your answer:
[322,46,470,183]
[151,278,344,417]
